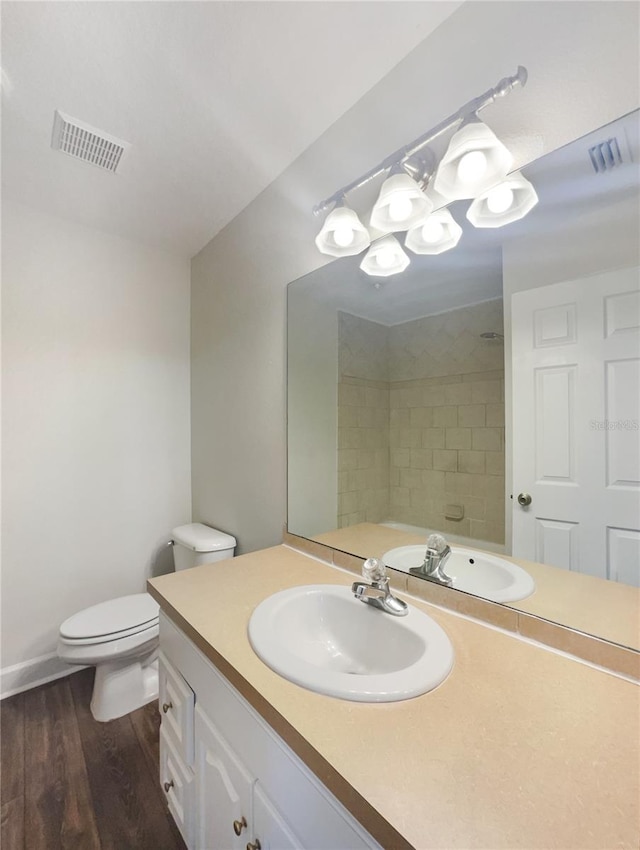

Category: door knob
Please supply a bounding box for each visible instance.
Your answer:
[233,817,247,836]
[246,841,261,850]
[162,701,173,714]
[163,780,174,793]
[517,492,532,506]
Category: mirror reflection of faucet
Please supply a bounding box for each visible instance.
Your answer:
[410,534,454,587]
[351,558,409,616]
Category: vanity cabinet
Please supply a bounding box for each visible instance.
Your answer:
[158,612,381,850]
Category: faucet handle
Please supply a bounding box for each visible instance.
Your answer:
[362,557,386,583]
[426,533,448,553]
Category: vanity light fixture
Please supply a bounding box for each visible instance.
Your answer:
[313,66,533,276]
[466,172,539,228]
[370,169,433,232]
[314,199,371,257]
[360,235,410,277]
[432,119,514,201]
[405,208,463,255]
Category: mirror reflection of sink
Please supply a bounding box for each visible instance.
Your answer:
[248,584,454,702]
[383,546,535,603]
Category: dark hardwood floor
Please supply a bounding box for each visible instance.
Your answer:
[1,668,186,850]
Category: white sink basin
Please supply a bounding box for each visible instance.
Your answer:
[248,584,454,702]
[383,546,535,603]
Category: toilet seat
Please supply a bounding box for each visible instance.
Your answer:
[58,621,159,663]
[59,593,159,645]
[59,618,159,646]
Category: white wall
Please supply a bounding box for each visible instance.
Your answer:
[287,283,338,538]
[1,201,191,696]
[190,1,640,555]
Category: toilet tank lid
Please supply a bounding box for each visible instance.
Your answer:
[172,522,236,552]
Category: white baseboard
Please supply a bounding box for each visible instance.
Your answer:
[0,652,86,700]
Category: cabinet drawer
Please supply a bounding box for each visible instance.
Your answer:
[159,651,195,766]
[160,726,195,849]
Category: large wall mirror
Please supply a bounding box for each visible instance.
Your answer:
[288,109,640,651]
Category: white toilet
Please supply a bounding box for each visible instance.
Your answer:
[57,523,236,722]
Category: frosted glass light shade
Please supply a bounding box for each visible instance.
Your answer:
[405,209,463,255]
[360,235,410,277]
[433,120,513,201]
[466,172,538,228]
[315,205,371,257]
[370,173,433,232]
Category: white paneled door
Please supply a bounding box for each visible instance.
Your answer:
[511,267,640,585]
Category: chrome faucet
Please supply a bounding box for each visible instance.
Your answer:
[352,558,408,617]
[409,534,453,587]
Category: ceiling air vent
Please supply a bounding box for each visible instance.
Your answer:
[588,137,624,174]
[51,110,130,173]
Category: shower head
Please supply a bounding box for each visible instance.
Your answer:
[480,331,504,341]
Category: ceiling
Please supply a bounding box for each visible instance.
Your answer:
[0,1,462,258]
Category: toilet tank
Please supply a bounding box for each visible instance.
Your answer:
[171,523,236,572]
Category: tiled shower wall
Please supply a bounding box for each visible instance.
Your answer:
[338,300,506,544]
[388,300,506,543]
[337,312,390,528]
[389,371,505,542]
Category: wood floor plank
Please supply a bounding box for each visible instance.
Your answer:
[1,795,24,850]
[70,670,185,850]
[23,674,101,850]
[129,700,161,780]
[1,692,24,805]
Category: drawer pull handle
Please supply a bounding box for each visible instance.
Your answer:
[233,817,247,836]
[246,841,261,850]
[163,780,174,793]
[162,701,173,714]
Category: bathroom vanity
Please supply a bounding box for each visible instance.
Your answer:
[157,612,381,850]
[148,545,639,850]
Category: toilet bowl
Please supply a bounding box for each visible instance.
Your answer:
[58,593,160,721]
[57,523,236,721]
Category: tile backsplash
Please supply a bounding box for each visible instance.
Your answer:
[338,300,506,543]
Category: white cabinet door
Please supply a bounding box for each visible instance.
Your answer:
[512,266,640,582]
[251,784,302,850]
[194,705,253,850]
